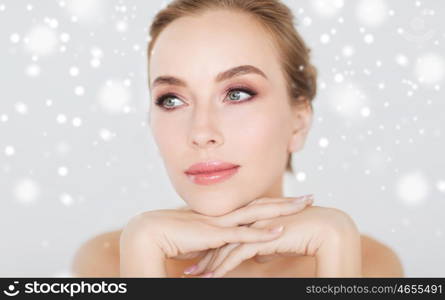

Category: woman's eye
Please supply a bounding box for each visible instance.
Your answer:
[155,88,256,111]
[225,89,254,102]
[155,94,184,110]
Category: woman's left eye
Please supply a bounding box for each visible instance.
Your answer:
[225,88,257,103]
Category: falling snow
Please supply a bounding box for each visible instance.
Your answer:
[415,53,445,86]
[310,0,344,18]
[396,172,431,207]
[13,178,41,204]
[97,79,131,114]
[0,0,444,278]
[356,0,389,27]
[24,25,59,56]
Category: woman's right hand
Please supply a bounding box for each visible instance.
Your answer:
[119,194,313,276]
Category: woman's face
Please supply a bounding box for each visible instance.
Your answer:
[149,10,311,216]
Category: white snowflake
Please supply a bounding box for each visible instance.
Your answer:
[327,81,367,119]
[437,180,445,193]
[356,0,389,27]
[56,114,67,124]
[15,102,28,115]
[10,33,20,44]
[60,193,74,206]
[65,0,105,23]
[396,171,430,206]
[395,54,409,66]
[25,64,41,77]
[58,166,69,176]
[72,117,82,127]
[4,146,15,156]
[74,86,85,96]
[320,33,331,44]
[295,171,307,182]
[310,0,344,18]
[116,20,128,32]
[60,32,70,42]
[99,128,116,141]
[364,33,374,44]
[361,107,371,117]
[415,53,445,86]
[97,79,131,114]
[24,25,58,56]
[13,178,41,204]
[69,66,79,77]
[319,137,329,148]
[342,45,355,57]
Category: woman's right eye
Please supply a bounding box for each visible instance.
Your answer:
[155,94,184,111]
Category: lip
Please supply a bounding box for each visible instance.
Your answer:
[184,160,240,185]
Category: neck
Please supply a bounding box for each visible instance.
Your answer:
[261,173,284,199]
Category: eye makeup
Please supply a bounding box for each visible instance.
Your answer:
[153,84,258,112]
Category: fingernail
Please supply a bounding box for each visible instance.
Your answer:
[183,264,197,275]
[202,272,213,278]
[269,225,284,233]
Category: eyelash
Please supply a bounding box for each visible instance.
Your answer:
[154,85,258,111]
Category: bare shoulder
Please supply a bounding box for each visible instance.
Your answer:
[69,230,404,278]
[71,229,122,277]
[360,234,404,277]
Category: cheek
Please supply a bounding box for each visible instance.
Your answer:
[228,108,289,160]
[150,116,184,162]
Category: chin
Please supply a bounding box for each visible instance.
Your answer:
[198,207,232,217]
[174,175,256,217]
[183,193,246,217]
[188,202,238,217]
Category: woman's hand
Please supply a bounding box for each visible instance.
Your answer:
[119,194,314,276]
[185,204,362,278]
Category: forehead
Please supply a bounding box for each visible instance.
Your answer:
[149,10,281,85]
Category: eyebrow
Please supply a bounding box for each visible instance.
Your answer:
[151,65,268,89]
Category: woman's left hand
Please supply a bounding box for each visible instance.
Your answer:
[184,200,362,278]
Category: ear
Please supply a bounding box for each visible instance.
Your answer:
[287,97,313,153]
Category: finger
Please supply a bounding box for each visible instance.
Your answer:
[247,194,314,206]
[184,249,215,276]
[173,250,207,260]
[209,243,261,278]
[201,247,221,275]
[218,224,285,246]
[215,196,314,227]
[203,242,241,275]
[247,199,314,229]
[254,251,304,264]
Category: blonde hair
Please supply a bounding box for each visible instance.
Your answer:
[147,0,318,174]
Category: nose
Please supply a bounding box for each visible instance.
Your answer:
[188,106,223,149]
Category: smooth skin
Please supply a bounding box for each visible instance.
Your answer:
[72,195,404,277]
[71,9,404,277]
[119,195,314,276]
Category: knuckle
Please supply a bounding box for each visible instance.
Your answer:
[249,219,269,228]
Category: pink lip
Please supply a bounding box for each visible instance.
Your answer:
[184,160,240,185]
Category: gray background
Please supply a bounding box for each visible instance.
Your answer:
[0,0,444,277]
